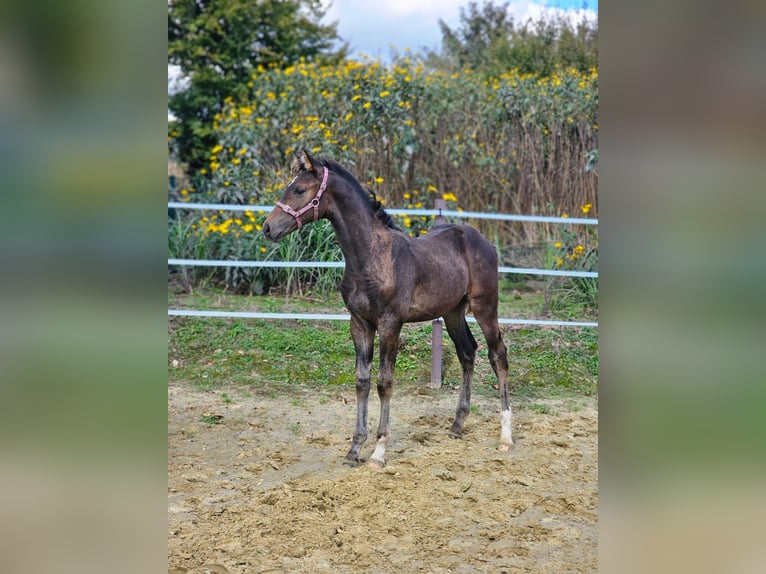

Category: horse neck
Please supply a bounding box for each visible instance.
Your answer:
[324,179,382,271]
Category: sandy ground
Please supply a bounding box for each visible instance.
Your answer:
[168,382,597,573]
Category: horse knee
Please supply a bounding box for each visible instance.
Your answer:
[377,378,393,398]
[458,347,476,366]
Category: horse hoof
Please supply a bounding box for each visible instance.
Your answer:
[447,429,463,440]
[343,454,364,467]
[497,441,513,452]
[366,458,385,469]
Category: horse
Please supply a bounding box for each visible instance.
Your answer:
[263,150,513,467]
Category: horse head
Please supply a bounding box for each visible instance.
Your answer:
[263,149,330,241]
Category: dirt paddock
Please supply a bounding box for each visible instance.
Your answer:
[168,382,598,573]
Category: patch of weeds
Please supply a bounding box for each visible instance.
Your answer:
[564,398,583,412]
[201,414,224,425]
[470,404,481,415]
[221,392,232,404]
[528,403,551,415]
[319,396,329,405]
[287,421,301,434]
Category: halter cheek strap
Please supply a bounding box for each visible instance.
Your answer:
[275,166,329,229]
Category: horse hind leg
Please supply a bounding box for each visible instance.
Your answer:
[471,299,513,450]
[443,309,478,439]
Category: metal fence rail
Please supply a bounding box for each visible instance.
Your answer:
[168,258,598,279]
[168,201,598,226]
[167,308,598,328]
[168,202,598,330]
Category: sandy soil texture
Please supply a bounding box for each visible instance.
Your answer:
[168,383,597,573]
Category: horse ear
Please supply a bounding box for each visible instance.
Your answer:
[290,152,303,175]
[291,149,316,174]
[302,149,319,173]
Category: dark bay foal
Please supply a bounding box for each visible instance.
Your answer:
[263,150,513,466]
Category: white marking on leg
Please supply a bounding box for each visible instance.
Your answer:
[499,408,513,450]
[368,435,388,466]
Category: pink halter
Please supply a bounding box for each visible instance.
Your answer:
[275,166,329,229]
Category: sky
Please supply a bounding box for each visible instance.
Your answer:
[168,1,597,113]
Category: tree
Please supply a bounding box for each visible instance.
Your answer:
[426,0,597,77]
[168,0,347,173]
[434,0,515,77]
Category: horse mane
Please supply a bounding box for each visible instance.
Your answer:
[319,158,403,232]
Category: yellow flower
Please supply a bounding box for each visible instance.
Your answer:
[574,245,585,254]
[260,246,267,253]
[374,176,384,183]
[242,224,254,233]
[555,257,564,267]
[379,90,391,97]
[344,112,353,121]
[403,193,411,200]
[554,241,562,248]
[561,213,569,218]
[581,203,592,214]
[442,192,458,202]
[362,102,371,109]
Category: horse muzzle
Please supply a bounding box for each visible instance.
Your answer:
[262,219,286,242]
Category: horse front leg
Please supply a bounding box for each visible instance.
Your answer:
[345,315,375,464]
[368,320,402,468]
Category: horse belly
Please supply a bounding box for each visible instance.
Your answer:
[405,278,467,323]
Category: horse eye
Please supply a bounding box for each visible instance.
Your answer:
[293,187,306,195]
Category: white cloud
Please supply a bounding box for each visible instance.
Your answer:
[507,1,597,27]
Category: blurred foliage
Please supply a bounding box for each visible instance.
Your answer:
[168,0,348,172]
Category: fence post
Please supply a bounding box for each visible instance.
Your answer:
[429,199,447,389]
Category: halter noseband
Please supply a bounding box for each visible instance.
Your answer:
[275,166,329,229]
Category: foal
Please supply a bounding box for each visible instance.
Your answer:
[263,150,513,466]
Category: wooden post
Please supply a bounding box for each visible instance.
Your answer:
[429,318,443,388]
[429,199,447,389]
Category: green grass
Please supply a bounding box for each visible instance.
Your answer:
[168,285,597,402]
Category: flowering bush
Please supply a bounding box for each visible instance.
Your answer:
[170,57,597,294]
[544,204,598,313]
